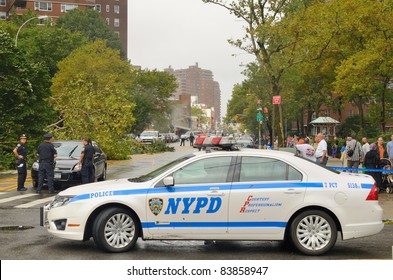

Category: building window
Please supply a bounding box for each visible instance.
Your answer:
[106,18,109,25]
[114,18,119,27]
[106,5,110,12]
[61,4,78,13]
[114,31,120,38]
[0,0,6,7]
[35,2,52,12]
[95,4,101,12]
[114,5,119,14]
[0,12,6,20]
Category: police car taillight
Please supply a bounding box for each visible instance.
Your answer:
[366,183,378,201]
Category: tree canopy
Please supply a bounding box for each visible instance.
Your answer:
[219,0,393,140]
[0,28,53,142]
[51,40,135,159]
[56,9,123,57]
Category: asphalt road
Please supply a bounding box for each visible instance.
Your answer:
[0,144,392,260]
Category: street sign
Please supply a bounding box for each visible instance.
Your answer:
[257,112,263,122]
[272,96,281,105]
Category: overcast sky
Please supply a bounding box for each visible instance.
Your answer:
[128,0,254,118]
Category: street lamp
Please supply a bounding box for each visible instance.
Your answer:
[15,15,49,47]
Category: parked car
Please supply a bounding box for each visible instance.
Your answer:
[31,140,107,188]
[140,130,161,144]
[169,133,179,142]
[236,136,256,148]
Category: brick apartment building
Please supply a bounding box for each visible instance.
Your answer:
[0,0,127,57]
[165,63,222,124]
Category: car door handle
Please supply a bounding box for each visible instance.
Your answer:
[284,188,302,194]
[208,187,225,196]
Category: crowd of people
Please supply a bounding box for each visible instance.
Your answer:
[294,133,393,188]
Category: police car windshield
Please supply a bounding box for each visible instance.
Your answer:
[129,155,195,182]
[53,142,83,158]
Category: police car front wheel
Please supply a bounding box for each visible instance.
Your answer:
[289,210,337,256]
[92,207,139,252]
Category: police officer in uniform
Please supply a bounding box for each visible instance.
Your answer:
[79,138,95,184]
[36,133,58,194]
[13,134,28,191]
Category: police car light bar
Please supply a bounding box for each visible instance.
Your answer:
[193,136,238,151]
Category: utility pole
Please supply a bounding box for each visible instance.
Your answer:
[257,99,263,149]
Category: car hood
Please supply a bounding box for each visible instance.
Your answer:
[58,178,148,197]
[54,157,79,169]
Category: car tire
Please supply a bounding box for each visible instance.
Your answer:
[92,207,139,253]
[98,167,107,182]
[289,210,337,256]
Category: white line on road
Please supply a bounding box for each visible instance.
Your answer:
[15,196,54,209]
[0,193,37,204]
[0,192,6,195]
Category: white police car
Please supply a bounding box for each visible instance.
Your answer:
[41,147,384,256]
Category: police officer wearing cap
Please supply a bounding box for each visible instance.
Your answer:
[13,134,28,191]
[36,133,57,194]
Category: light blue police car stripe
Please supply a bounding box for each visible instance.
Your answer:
[360,183,374,189]
[69,182,324,203]
[141,221,287,228]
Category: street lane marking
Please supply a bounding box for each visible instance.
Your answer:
[15,196,54,209]
[0,193,38,204]
[0,192,6,195]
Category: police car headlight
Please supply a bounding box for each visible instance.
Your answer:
[32,162,39,171]
[50,195,75,208]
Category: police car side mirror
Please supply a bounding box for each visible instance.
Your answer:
[163,176,174,187]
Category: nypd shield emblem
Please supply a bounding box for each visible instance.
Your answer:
[149,198,163,216]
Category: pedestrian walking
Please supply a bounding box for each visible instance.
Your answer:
[189,132,195,146]
[315,133,328,165]
[79,138,95,184]
[36,133,57,194]
[13,134,28,191]
[386,134,393,161]
[364,143,381,188]
[346,134,363,173]
[180,134,186,146]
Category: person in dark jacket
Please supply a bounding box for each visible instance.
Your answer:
[79,138,95,184]
[13,134,28,191]
[364,143,381,188]
[36,133,58,194]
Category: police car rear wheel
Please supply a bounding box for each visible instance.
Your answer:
[93,207,139,253]
[290,210,337,256]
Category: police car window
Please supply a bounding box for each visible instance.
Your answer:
[239,157,302,182]
[129,155,195,182]
[173,157,233,185]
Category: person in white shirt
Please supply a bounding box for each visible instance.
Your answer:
[296,138,316,161]
[362,137,370,157]
[315,133,328,165]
